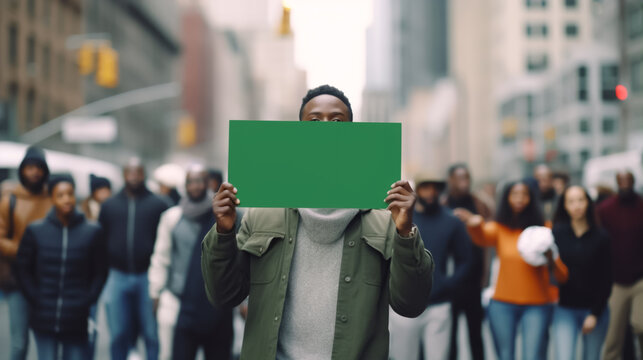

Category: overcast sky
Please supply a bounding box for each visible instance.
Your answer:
[288,0,373,120]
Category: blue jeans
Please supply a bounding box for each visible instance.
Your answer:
[487,299,553,360]
[33,332,88,360]
[87,303,98,359]
[6,289,31,360]
[552,305,609,360]
[103,269,159,360]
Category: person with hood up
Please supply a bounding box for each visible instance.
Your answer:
[0,145,52,360]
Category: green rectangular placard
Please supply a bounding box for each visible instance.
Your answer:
[228,120,401,209]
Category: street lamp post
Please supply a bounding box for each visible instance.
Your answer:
[20,82,181,145]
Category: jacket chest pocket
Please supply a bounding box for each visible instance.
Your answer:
[241,233,284,285]
[361,235,390,287]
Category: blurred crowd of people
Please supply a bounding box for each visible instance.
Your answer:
[0,146,230,360]
[1,143,642,360]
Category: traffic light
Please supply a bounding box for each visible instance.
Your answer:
[95,45,118,88]
[615,85,628,101]
[77,43,95,75]
[177,115,197,147]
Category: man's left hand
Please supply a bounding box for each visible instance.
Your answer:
[385,180,416,237]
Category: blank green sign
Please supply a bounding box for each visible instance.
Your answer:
[228,120,401,209]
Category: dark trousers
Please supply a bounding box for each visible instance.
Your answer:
[172,322,233,360]
[449,289,485,360]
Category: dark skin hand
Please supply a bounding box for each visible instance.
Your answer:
[213,181,416,237]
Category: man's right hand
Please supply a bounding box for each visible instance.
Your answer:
[213,182,240,233]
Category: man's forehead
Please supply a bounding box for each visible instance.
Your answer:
[303,94,349,112]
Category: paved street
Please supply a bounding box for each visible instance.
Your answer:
[0,292,495,360]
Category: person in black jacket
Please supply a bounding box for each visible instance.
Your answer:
[98,158,169,360]
[389,172,472,360]
[15,175,107,360]
[551,185,612,360]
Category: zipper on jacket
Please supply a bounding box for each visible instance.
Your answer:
[127,199,136,272]
[55,226,69,333]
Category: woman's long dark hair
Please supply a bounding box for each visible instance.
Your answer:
[552,186,598,228]
[496,181,545,230]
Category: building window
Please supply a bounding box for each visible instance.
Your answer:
[8,24,18,66]
[565,0,577,8]
[526,0,547,8]
[628,4,643,39]
[526,24,548,38]
[58,4,65,34]
[527,53,549,72]
[27,36,36,64]
[565,23,579,38]
[26,90,36,130]
[580,149,591,165]
[632,56,643,93]
[579,118,591,134]
[601,65,619,101]
[57,53,65,85]
[43,0,51,26]
[602,117,616,134]
[41,97,49,125]
[27,0,36,18]
[43,45,50,80]
[578,65,588,101]
[27,36,37,77]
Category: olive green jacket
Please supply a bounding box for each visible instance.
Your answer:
[201,208,434,360]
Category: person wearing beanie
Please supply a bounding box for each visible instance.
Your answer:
[81,174,112,221]
[15,174,107,360]
[0,145,52,360]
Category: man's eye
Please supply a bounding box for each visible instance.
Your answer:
[311,118,320,121]
[331,118,341,122]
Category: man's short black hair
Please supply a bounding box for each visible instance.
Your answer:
[447,163,469,177]
[299,84,353,121]
[48,174,75,196]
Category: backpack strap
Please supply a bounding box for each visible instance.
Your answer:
[7,193,16,239]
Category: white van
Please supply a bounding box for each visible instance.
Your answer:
[583,149,643,196]
[0,141,123,199]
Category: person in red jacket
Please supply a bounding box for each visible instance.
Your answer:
[597,171,643,360]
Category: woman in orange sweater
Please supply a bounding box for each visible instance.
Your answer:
[454,181,568,360]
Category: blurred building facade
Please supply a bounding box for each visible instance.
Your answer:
[167,0,306,172]
[496,47,620,180]
[0,0,84,139]
[622,0,643,147]
[449,0,495,181]
[80,0,181,164]
[492,0,623,180]
[363,0,454,178]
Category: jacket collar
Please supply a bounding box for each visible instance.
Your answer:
[117,187,151,200]
[11,183,49,199]
[46,207,85,228]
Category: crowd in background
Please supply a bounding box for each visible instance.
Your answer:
[0,145,642,360]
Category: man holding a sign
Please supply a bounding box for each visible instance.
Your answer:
[201,85,434,360]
